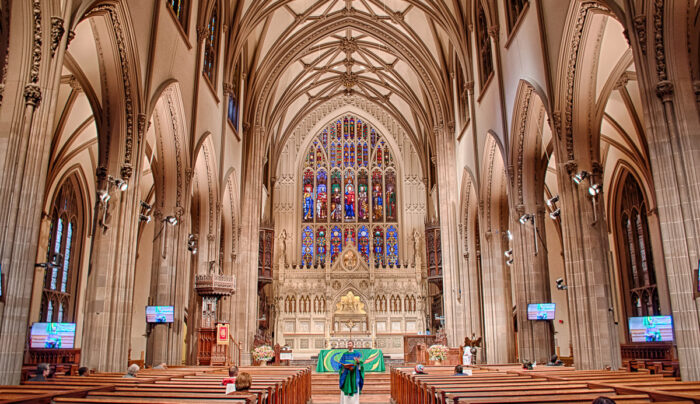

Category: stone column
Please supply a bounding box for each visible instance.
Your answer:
[556,161,620,370]
[478,226,516,363]
[81,115,148,372]
[511,205,554,364]
[146,208,189,366]
[232,125,266,363]
[432,124,466,346]
[622,0,700,380]
[0,0,71,384]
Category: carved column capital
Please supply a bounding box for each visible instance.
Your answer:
[96,166,108,181]
[196,26,208,43]
[655,80,674,101]
[120,164,133,180]
[223,82,234,96]
[564,160,578,175]
[23,83,42,107]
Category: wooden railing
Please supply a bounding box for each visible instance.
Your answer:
[620,343,674,361]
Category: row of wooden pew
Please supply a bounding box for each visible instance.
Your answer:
[1,365,311,404]
[390,365,700,404]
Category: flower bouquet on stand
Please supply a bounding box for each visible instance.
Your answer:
[252,345,274,366]
[428,344,448,365]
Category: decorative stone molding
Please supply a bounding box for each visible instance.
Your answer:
[50,17,65,57]
[196,26,208,43]
[66,30,76,50]
[633,15,647,54]
[96,166,108,181]
[652,0,667,81]
[23,83,42,107]
[223,82,234,96]
[28,0,42,84]
[564,160,578,175]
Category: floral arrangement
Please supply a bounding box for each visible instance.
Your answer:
[428,344,448,361]
[252,345,274,362]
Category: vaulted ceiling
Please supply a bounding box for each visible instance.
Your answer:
[226,0,471,159]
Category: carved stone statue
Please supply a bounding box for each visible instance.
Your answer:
[278,229,288,265]
[413,229,422,267]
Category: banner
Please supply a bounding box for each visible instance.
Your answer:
[315,348,385,372]
[216,323,229,345]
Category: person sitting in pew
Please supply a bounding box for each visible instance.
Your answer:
[153,362,167,369]
[235,372,252,392]
[123,364,139,378]
[222,365,239,386]
[413,364,427,375]
[547,354,564,366]
[592,397,616,403]
[78,367,89,376]
[453,365,466,375]
[28,363,50,381]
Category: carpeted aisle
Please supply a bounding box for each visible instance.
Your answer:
[311,371,391,403]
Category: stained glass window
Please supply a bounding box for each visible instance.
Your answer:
[387,226,398,266]
[203,2,219,83]
[299,115,399,268]
[476,0,493,87]
[41,177,83,323]
[167,0,189,29]
[316,227,327,266]
[301,227,314,267]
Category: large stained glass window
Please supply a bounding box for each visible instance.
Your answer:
[40,176,84,323]
[300,115,399,267]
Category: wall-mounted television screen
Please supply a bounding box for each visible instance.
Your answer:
[628,316,673,342]
[30,322,76,349]
[527,303,556,320]
[146,306,174,323]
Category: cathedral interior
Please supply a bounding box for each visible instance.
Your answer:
[0,0,699,389]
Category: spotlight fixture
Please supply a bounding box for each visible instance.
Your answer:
[519,214,534,224]
[140,201,152,212]
[546,195,559,207]
[108,175,128,191]
[506,258,514,266]
[187,234,198,254]
[588,184,602,196]
[504,249,513,258]
[572,171,589,185]
[556,278,568,290]
[549,208,561,220]
[165,216,178,225]
[506,230,513,240]
[97,190,110,203]
[139,214,151,223]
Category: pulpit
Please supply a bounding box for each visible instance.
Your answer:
[195,271,235,365]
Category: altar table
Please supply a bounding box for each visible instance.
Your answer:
[315,348,386,372]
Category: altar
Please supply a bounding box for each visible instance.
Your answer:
[315,348,386,372]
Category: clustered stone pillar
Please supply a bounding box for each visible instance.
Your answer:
[511,205,554,364]
[0,0,73,384]
[232,125,267,363]
[557,162,620,370]
[432,124,466,346]
[146,208,189,366]
[478,225,516,364]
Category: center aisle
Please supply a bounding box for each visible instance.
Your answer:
[311,371,391,404]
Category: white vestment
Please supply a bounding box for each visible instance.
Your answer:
[340,392,360,404]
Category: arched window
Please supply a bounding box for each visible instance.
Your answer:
[40,177,84,323]
[475,0,493,87]
[202,2,219,84]
[166,0,189,31]
[505,0,528,32]
[616,173,659,319]
[300,115,399,267]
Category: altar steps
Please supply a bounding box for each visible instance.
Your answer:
[311,372,391,404]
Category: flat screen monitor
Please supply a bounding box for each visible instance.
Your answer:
[527,303,555,320]
[30,322,76,349]
[146,306,174,323]
[628,316,673,342]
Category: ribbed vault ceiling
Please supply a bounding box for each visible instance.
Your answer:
[228,0,470,159]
